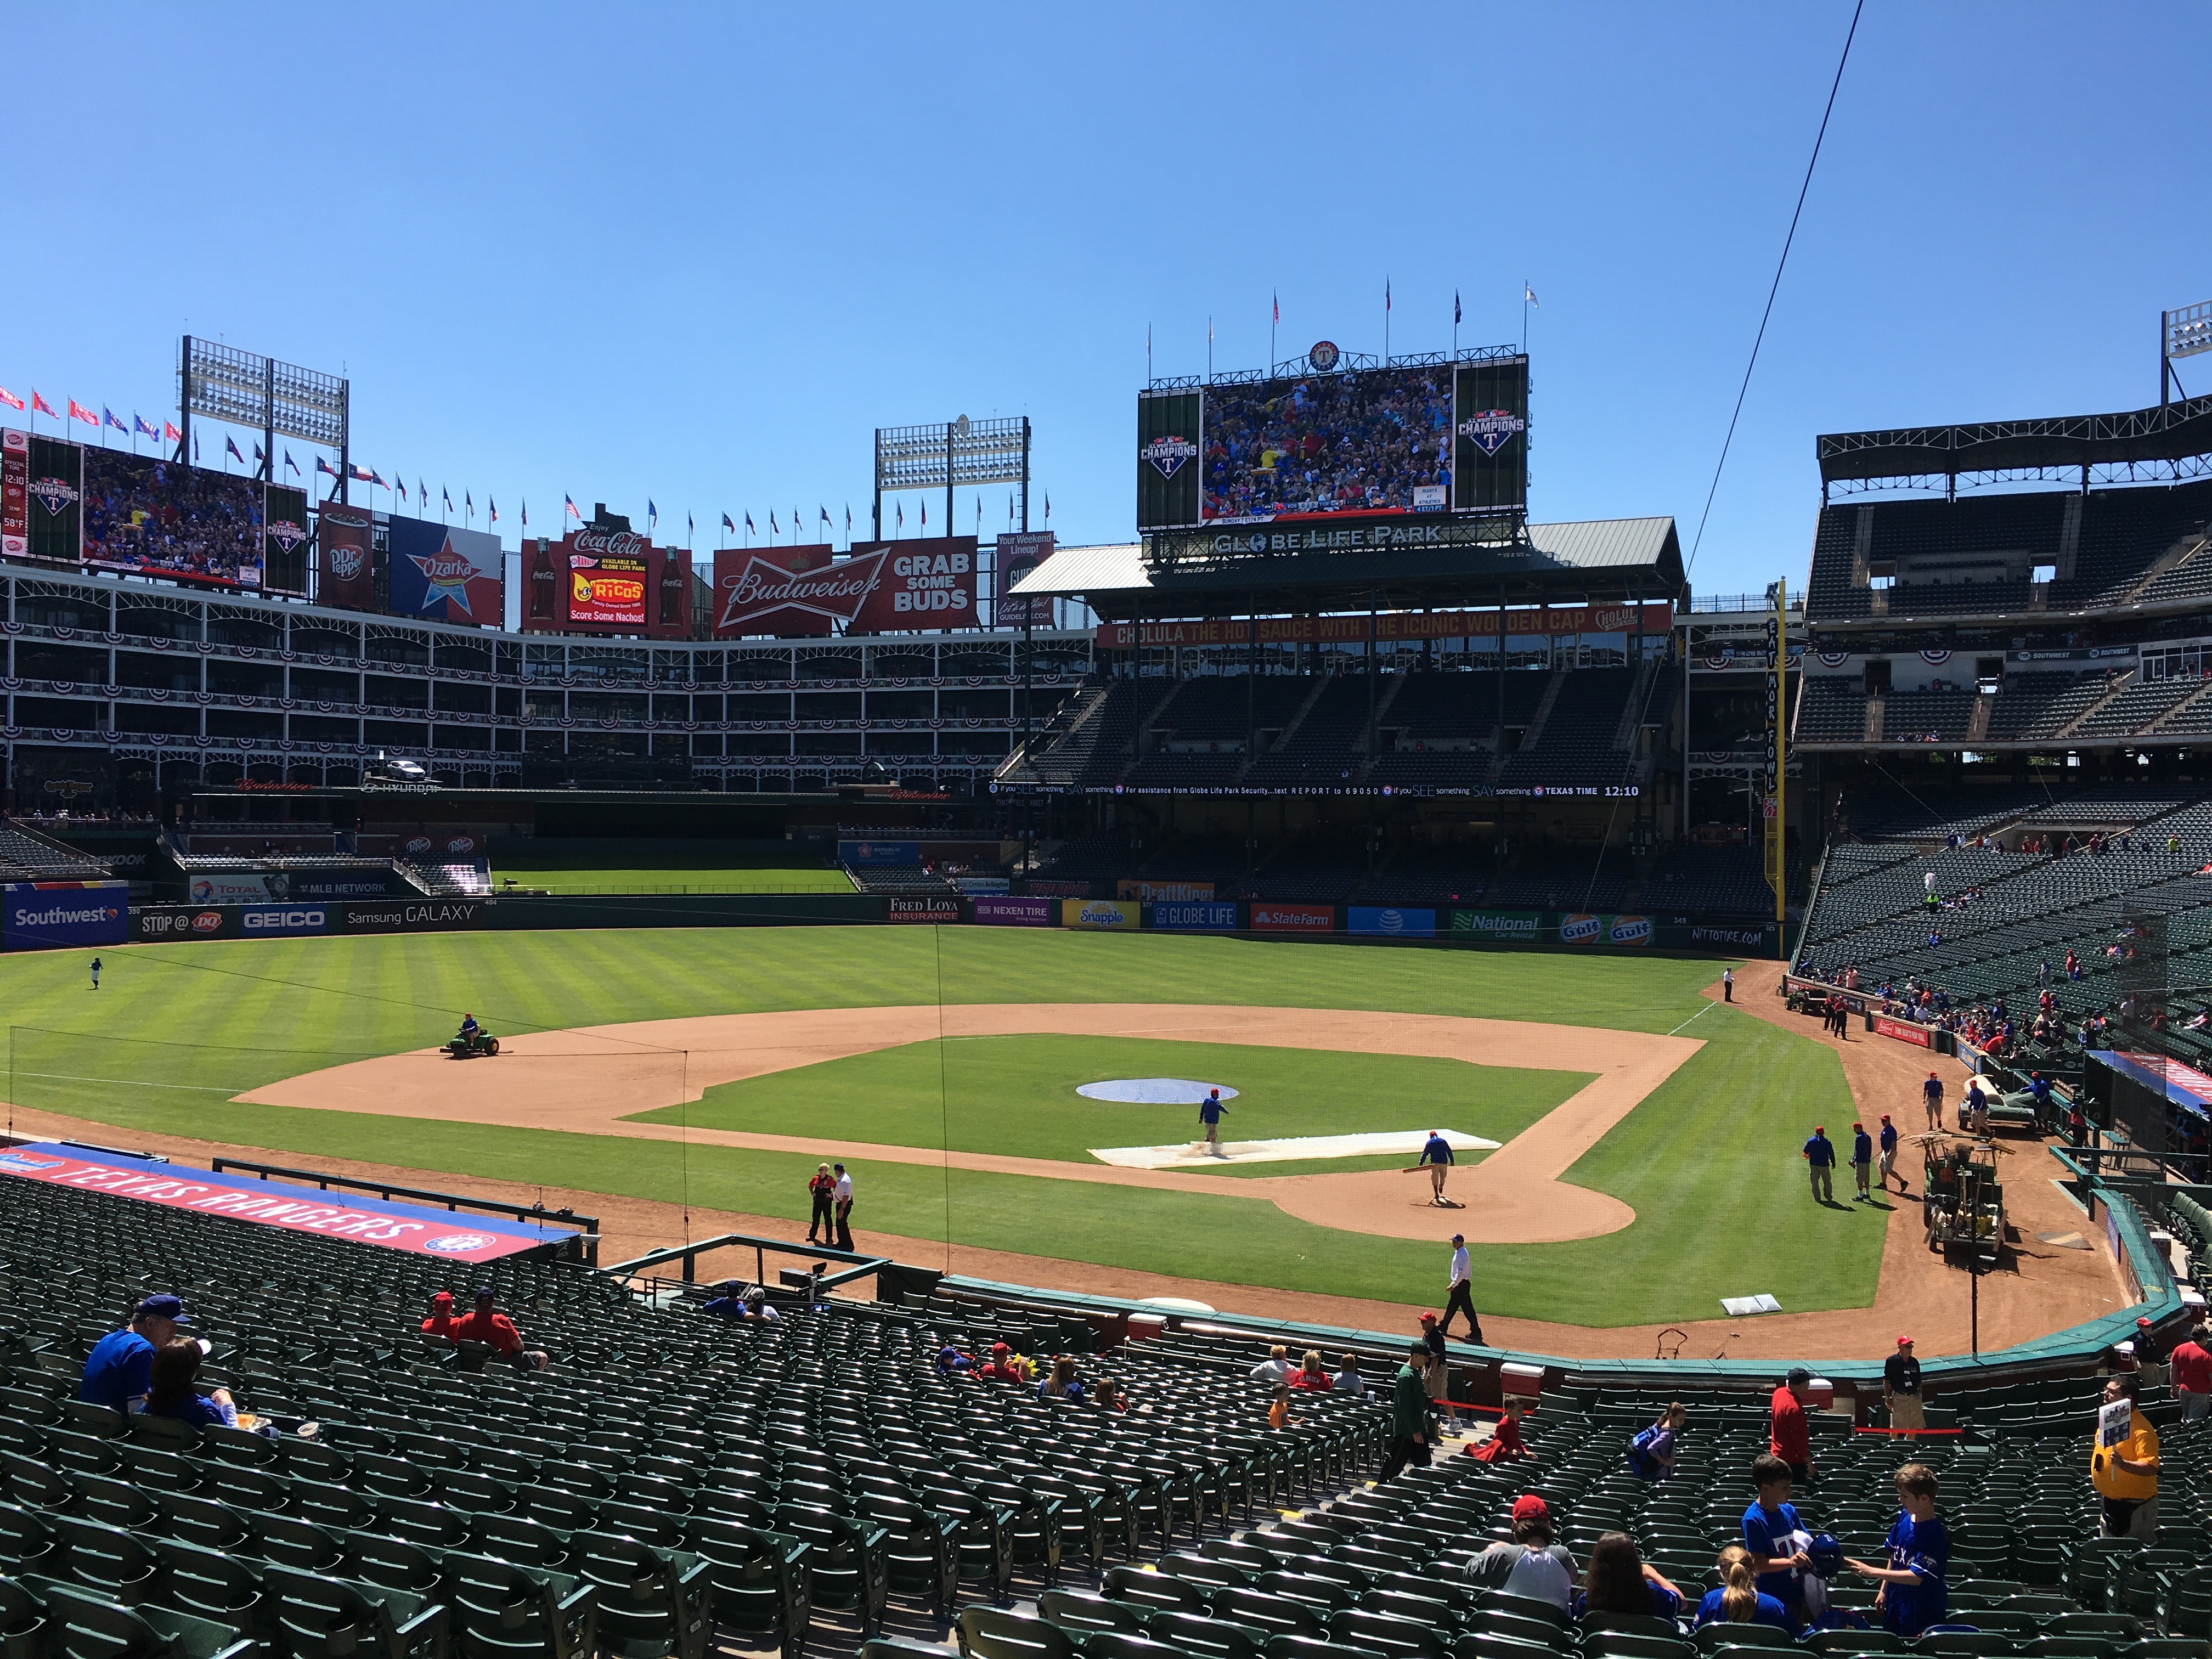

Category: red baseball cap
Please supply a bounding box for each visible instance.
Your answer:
[1512,1494,1548,1524]
[1896,1336,1912,1347]
[2138,1317,2154,1330]
[1880,1114,1891,1122]
[1419,1312,1437,1324]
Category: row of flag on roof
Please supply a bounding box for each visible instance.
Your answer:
[0,384,1051,548]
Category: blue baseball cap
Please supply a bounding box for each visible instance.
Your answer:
[136,1294,184,1321]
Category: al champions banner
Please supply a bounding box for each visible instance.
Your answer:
[387,516,503,624]
[714,537,976,637]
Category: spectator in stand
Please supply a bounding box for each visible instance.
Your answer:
[1844,1462,1950,1638]
[2091,1373,2160,1538]
[1884,1337,1925,1432]
[1465,1493,1576,1608]
[742,1289,777,1322]
[1040,1355,1081,1399]
[1803,1126,1837,1205]
[1381,1339,1436,1479]
[1850,1123,1874,1200]
[1091,1375,1127,1411]
[1473,1401,1534,1464]
[806,1163,836,1244]
[1770,1367,1816,1489]
[1420,1312,1458,1424]
[1289,1348,1334,1391]
[457,1286,550,1370]
[1334,1352,1369,1395]
[144,1340,237,1430]
[2169,1325,2211,1424]
[421,1291,463,1342]
[1628,1403,1686,1481]
[699,1279,750,1318]
[1249,1343,1294,1383]
[1268,1378,1296,1430]
[976,1342,1025,1383]
[1575,1532,1684,1621]
[80,1294,184,1417]
[1743,1454,1812,1628]
[1695,1545,1791,1630]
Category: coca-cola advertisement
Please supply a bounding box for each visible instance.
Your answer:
[316,501,375,613]
[387,515,503,624]
[566,528,649,627]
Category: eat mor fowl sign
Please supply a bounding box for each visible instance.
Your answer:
[713,536,977,637]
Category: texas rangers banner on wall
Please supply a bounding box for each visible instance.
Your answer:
[387,516,504,624]
[0,1143,576,1261]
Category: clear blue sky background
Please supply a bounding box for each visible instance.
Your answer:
[6,3,2207,607]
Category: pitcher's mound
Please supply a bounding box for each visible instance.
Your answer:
[1076,1078,1239,1104]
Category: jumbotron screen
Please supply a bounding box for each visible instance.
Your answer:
[1136,356,1527,531]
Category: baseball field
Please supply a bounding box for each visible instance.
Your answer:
[0,925,1904,1336]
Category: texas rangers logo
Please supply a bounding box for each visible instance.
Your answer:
[29,476,78,515]
[424,1232,498,1254]
[1142,436,1197,479]
[267,517,308,555]
[1457,409,1526,456]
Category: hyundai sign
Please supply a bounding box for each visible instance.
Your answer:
[2,881,129,950]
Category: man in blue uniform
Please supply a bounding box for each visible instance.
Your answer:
[1877,1115,1901,1194]
[1803,1126,1837,1204]
[1419,1130,1456,1206]
[1850,1123,1875,1200]
[1198,1088,1228,1157]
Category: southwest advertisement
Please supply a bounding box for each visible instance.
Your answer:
[2,881,129,950]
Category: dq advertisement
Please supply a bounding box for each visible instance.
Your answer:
[387,516,504,624]
[1062,897,1138,931]
[713,537,977,637]
[316,501,376,613]
[2,881,128,950]
[0,1143,575,1261]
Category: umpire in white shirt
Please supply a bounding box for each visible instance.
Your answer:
[1440,1233,1483,1342]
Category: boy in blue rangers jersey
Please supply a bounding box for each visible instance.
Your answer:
[1846,1462,1948,1637]
[1741,1455,1812,1628]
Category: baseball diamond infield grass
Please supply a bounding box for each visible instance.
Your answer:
[488,836,855,895]
[0,927,1873,1325]
[626,1036,1589,1169]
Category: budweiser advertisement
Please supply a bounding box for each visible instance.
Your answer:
[315,501,376,612]
[1094,601,1675,651]
[543,520,687,636]
[713,535,978,637]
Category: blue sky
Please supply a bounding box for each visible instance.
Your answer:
[5,3,2207,605]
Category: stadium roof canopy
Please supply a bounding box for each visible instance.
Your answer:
[1818,393,2212,488]
[1011,517,1684,622]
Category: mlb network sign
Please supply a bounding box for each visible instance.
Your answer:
[2,881,128,950]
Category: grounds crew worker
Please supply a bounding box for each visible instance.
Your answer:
[2093,1373,2160,1539]
[1884,1336,1924,1432]
[1802,1126,1837,1205]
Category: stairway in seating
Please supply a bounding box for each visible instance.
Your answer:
[1610,660,1660,750]
[1863,696,1884,742]
[1351,674,1412,781]
[2056,670,2137,738]
[1521,671,1566,748]
[1233,674,1333,784]
[1968,695,1993,741]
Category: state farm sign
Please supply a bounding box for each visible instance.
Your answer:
[713,536,976,637]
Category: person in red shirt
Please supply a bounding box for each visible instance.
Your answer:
[2170,1329,2212,1425]
[420,1291,462,1344]
[456,1287,549,1370]
[1770,1367,1815,1489]
[1289,1348,1335,1392]
[975,1342,1026,1383]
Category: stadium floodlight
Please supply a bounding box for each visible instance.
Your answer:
[2168,302,2212,362]
[872,415,1031,541]
[178,336,349,487]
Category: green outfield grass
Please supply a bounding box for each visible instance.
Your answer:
[627,1034,1587,1166]
[488,837,853,895]
[0,928,1872,1324]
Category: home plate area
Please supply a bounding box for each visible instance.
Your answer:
[1088,1127,1500,1172]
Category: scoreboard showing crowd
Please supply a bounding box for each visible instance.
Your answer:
[1136,351,1528,531]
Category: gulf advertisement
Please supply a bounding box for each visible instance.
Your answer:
[0,1142,577,1261]
[972,896,1056,927]
[387,516,504,624]
[713,537,977,637]
[1151,900,1239,933]
[2,881,128,950]
[1062,897,1138,931]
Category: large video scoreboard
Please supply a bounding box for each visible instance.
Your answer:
[1137,350,1528,532]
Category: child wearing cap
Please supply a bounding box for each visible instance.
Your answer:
[1465,1493,1577,1608]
